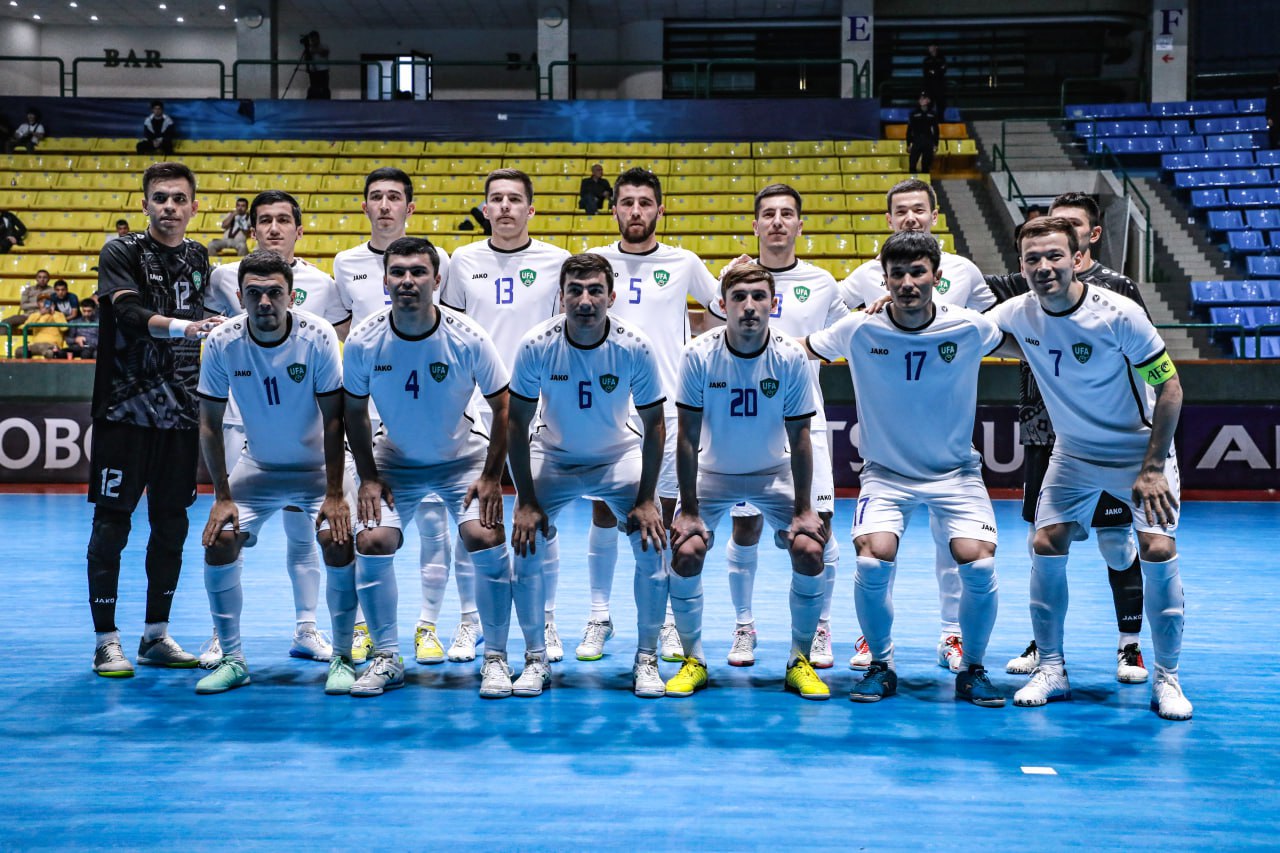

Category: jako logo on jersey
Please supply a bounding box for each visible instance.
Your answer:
[792,285,811,303]
[1023,336,1040,347]
[1072,342,1093,363]
[149,274,163,281]
[430,362,449,382]
[234,369,252,377]
[519,269,536,287]
[471,273,488,279]
[1103,506,1124,516]
[759,378,779,398]
[599,373,619,393]
[288,363,307,383]
[870,347,889,355]
[981,523,995,532]
[292,288,308,305]
[654,270,670,286]
[352,274,367,281]
[936,277,951,294]
[938,341,958,363]
[708,380,726,388]
[374,364,393,372]
[550,373,569,381]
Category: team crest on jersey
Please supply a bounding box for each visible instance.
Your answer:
[654,270,670,287]
[287,363,307,383]
[192,271,203,290]
[759,378,779,398]
[936,277,951,295]
[1072,342,1093,364]
[519,269,536,287]
[430,362,449,382]
[292,288,308,306]
[938,341,958,363]
[792,285,811,303]
[599,373,619,393]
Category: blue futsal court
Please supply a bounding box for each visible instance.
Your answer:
[2,493,1277,849]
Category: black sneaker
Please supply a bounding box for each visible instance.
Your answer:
[137,636,198,668]
[956,663,1005,707]
[849,661,898,702]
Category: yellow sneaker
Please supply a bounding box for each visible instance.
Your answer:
[785,655,831,701]
[415,624,445,665]
[351,623,373,664]
[665,657,708,697]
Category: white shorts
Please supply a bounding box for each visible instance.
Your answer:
[853,461,998,545]
[655,413,679,500]
[731,429,834,518]
[224,457,357,547]
[677,465,797,545]
[222,423,246,476]
[354,454,488,534]
[527,451,646,527]
[1035,449,1180,539]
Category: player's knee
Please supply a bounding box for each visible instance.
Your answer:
[147,507,189,551]
[950,538,995,565]
[87,507,132,559]
[459,520,504,552]
[356,528,399,557]
[854,534,896,563]
[789,536,825,576]
[672,540,705,578]
[1138,534,1176,564]
[203,531,242,565]
[730,514,763,546]
[1032,525,1071,556]
[318,533,354,567]
[1096,526,1137,569]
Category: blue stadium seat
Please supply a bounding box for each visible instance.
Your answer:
[1093,136,1170,154]
[943,108,962,122]
[1161,153,1190,171]
[1160,119,1192,136]
[1190,188,1227,208]
[1196,116,1269,134]
[1237,98,1266,114]
[880,107,911,123]
[1207,210,1246,231]
[1228,188,1280,208]
[1174,136,1206,152]
[1065,103,1149,119]
[1246,256,1280,278]
[1190,280,1229,306]
[1152,99,1236,116]
[1246,210,1280,230]
[1210,306,1250,327]
[1228,231,1267,254]
[1257,151,1280,167]
[1255,305,1280,326]
[1074,121,1095,139]
[1231,335,1280,357]
[1228,281,1269,304]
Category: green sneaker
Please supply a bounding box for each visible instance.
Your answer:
[195,657,251,694]
[325,655,357,695]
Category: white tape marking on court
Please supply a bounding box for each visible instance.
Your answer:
[1020,766,1058,776]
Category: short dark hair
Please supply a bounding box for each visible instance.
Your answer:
[235,197,249,206]
[150,100,164,110]
[885,177,936,212]
[142,161,197,196]
[249,190,302,226]
[383,236,440,276]
[754,183,802,217]
[1019,216,1080,255]
[364,167,414,203]
[114,218,128,228]
[80,297,97,310]
[720,261,775,297]
[237,250,294,289]
[559,253,615,293]
[880,230,941,274]
[1049,191,1101,230]
[615,167,663,204]
[485,168,534,205]
[53,279,69,290]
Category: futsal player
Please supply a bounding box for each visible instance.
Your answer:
[989,217,1192,721]
[342,237,512,698]
[193,251,354,694]
[668,263,828,700]
[805,231,1005,707]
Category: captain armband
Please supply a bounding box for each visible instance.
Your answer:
[1136,351,1176,386]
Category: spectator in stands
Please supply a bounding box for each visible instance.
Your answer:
[2,269,53,328]
[137,101,177,157]
[302,31,331,100]
[922,45,948,118]
[579,163,613,215]
[13,296,67,358]
[0,208,27,253]
[907,92,940,174]
[105,219,131,248]
[62,297,98,359]
[6,109,45,154]
[50,279,80,321]
[1267,70,1280,150]
[208,197,251,256]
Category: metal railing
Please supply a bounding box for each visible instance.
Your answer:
[232,58,387,100]
[0,55,68,96]
[1096,143,1154,282]
[544,57,870,100]
[988,143,1032,213]
[16,322,95,358]
[72,56,227,98]
[1153,322,1280,359]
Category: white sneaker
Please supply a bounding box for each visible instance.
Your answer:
[289,627,333,662]
[659,620,683,663]
[512,653,551,697]
[198,633,222,670]
[544,622,564,663]
[576,619,614,661]
[1006,640,1039,675]
[632,652,665,698]
[1013,665,1072,707]
[810,624,834,669]
[447,620,483,662]
[937,634,965,673]
[479,653,513,699]
[1151,669,1193,720]
[848,635,871,670]
[349,654,406,697]
[727,624,757,667]
[1116,643,1150,684]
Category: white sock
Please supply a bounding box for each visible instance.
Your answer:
[355,551,399,655]
[957,557,998,667]
[668,571,704,663]
[1119,632,1141,649]
[282,508,321,627]
[325,561,357,658]
[454,546,478,622]
[1029,553,1070,669]
[471,543,513,657]
[587,522,619,621]
[542,532,559,622]
[853,556,896,667]
[725,538,758,626]
[934,541,962,637]
[513,541,547,656]
[1141,555,1184,672]
[630,531,668,655]
[95,630,121,646]
[819,536,839,623]
[204,557,244,659]
[416,499,451,626]
[142,621,168,642]
[789,571,824,663]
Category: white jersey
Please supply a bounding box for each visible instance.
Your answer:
[808,303,1003,479]
[510,313,665,465]
[588,241,724,417]
[196,309,343,471]
[838,252,995,312]
[676,329,817,476]
[334,240,452,327]
[989,285,1168,465]
[439,238,570,368]
[343,306,509,468]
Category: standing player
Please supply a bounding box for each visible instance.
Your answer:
[201,189,351,666]
[805,232,1005,706]
[989,192,1150,684]
[193,251,354,694]
[439,169,572,658]
[668,263,828,700]
[718,184,847,669]
[343,237,512,698]
[989,217,1191,721]
[507,254,669,697]
[839,177,996,674]
[585,167,723,664]
[87,161,220,677]
[333,167,472,668]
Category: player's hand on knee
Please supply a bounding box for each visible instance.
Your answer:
[788,509,828,548]
[511,502,548,557]
[464,475,504,528]
[202,497,239,548]
[317,493,351,545]
[626,500,667,552]
[1133,470,1178,528]
[357,479,390,526]
[670,513,708,552]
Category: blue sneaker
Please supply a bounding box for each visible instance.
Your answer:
[849,661,897,702]
[956,664,1005,707]
[195,657,250,694]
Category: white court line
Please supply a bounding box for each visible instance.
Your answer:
[1020,766,1058,776]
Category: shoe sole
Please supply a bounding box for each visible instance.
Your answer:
[480,689,512,699]
[289,650,333,662]
[512,683,548,698]
[350,680,405,698]
[95,669,135,678]
[416,655,446,665]
[1118,671,1150,684]
[1006,663,1036,674]
[664,687,704,697]
[447,653,476,662]
[576,651,606,661]
[957,692,1007,708]
[1151,701,1193,721]
[634,685,666,699]
[137,659,199,669]
[811,659,833,669]
[195,676,251,695]
[546,651,564,663]
[785,683,831,701]
[1013,690,1071,707]
[727,658,755,667]
[660,653,684,663]
[849,690,893,703]
[849,658,871,671]
[324,684,353,696]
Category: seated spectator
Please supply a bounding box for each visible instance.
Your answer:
[208,197,251,256]
[49,279,79,320]
[0,209,27,254]
[6,109,44,154]
[61,297,98,360]
[2,269,52,327]
[579,163,613,215]
[13,297,67,358]
[136,101,176,157]
[104,219,130,248]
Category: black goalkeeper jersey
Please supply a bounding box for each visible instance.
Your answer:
[92,231,211,429]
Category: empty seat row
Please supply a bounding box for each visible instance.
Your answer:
[1226,230,1280,254]
[1173,168,1278,189]
[1209,305,1280,329]
[1246,256,1280,278]
[1232,336,1280,358]
[1065,99,1263,120]
[1189,188,1280,209]
[1088,133,1268,155]
[1078,116,1268,138]
[1163,151,1280,171]
[1190,280,1280,306]
[1206,209,1280,231]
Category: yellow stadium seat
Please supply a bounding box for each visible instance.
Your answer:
[804,195,847,214]
[281,174,324,193]
[834,141,874,157]
[308,193,358,212]
[934,233,953,253]
[532,195,575,213]
[9,171,58,189]
[92,138,138,152]
[561,234,596,254]
[850,215,884,233]
[422,141,504,157]
[321,174,362,193]
[847,194,883,213]
[339,140,422,157]
[856,234,883,256]
[870,140,906,155]
[329,157,375,175]
[0,189,39,208]
[570,215,615,235]
[41,233,85,251]
[74,155,130,172]
[436,176,484,194]
[423,195,474,213]
[668,159,705,176]
[44,137,98,153]
[703,159,752,176]
[935,213,948,231]
[537,234,568,250]
[787,175,843,194]
[810,213,852,233]
[536,176,578,195]
[532,214,574,235]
